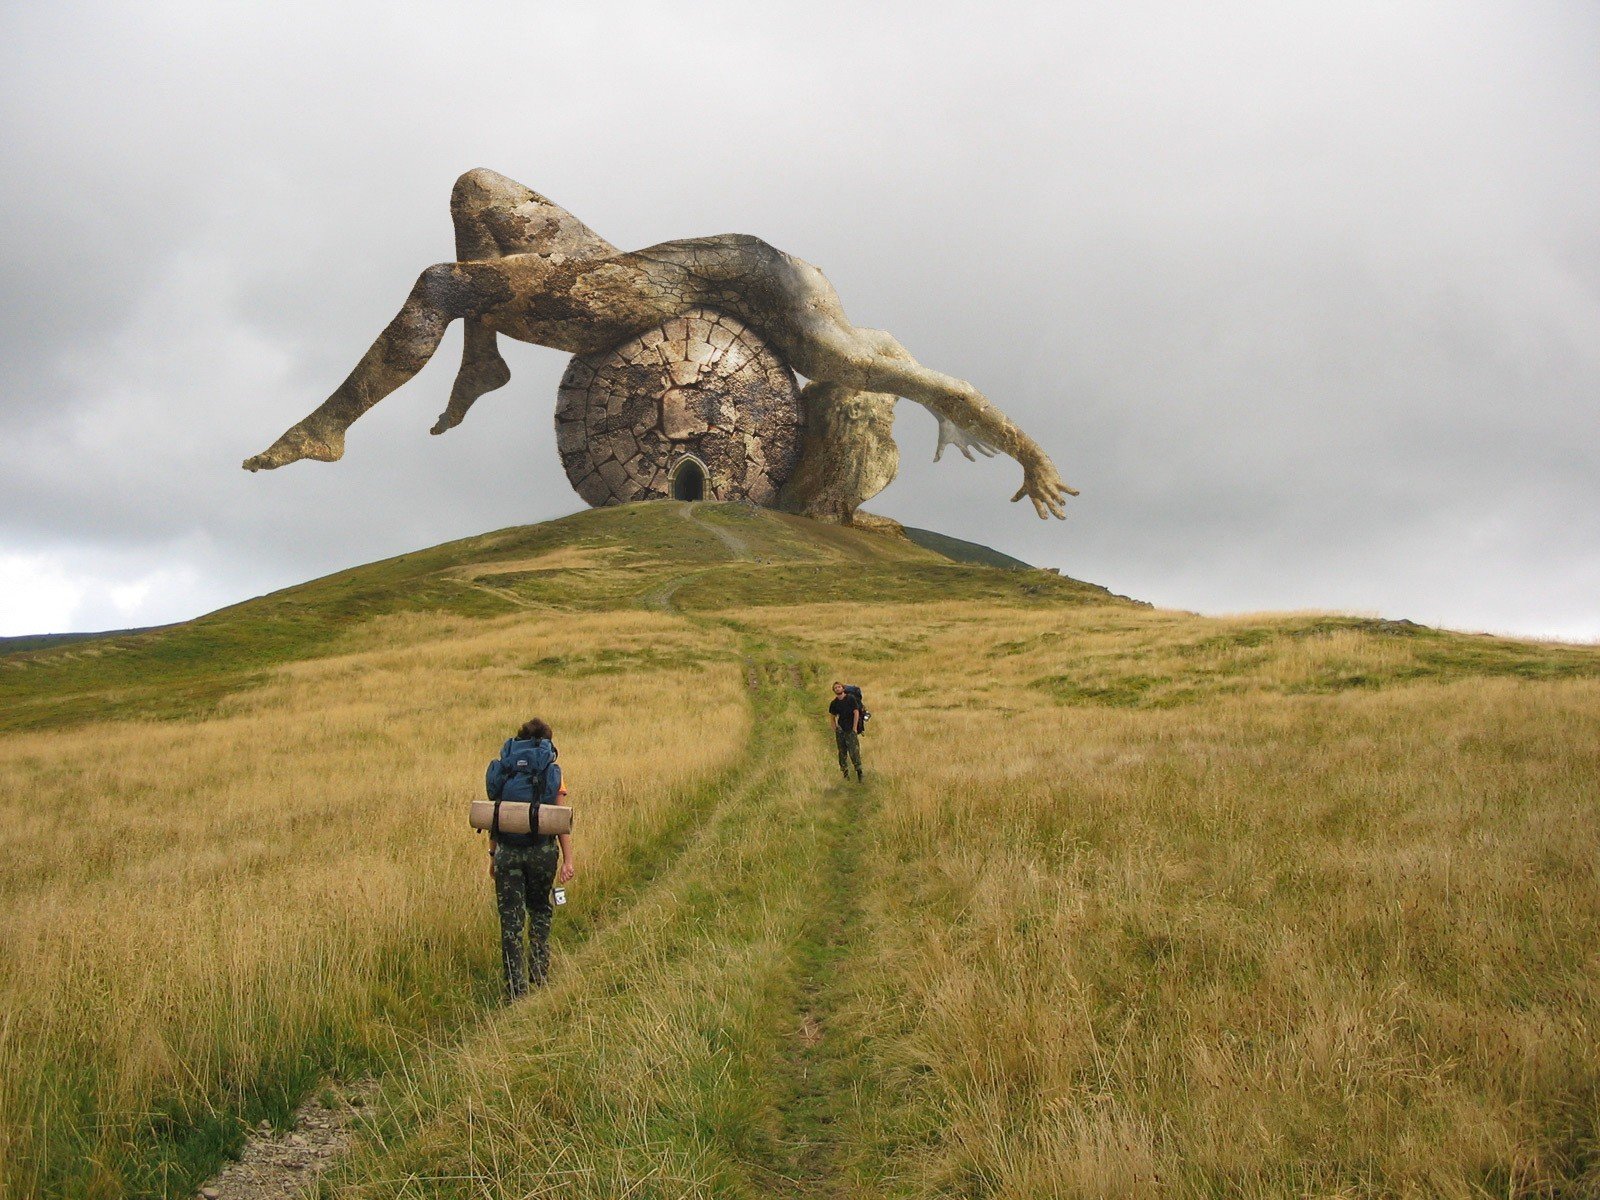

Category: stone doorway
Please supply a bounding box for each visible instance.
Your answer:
[671,457,706,501]
[553,308,802,509]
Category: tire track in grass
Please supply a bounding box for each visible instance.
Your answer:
[318,510,871,1199]
[320,636,831,1198]
[601,507,875,1196]
[734,623,871,1199]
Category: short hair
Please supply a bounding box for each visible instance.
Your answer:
[517,717,553,741]
[831,680,842,687]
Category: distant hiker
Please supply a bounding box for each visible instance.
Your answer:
[829,681,865,781]
[484,717,575,999]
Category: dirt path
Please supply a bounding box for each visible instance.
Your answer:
[643,502,755,610]
[194,1081,376,1199]
[681,499,756,560]
[197,510,863,1199]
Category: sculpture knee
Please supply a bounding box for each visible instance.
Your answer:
[414,263,497,321]
[860,328,913,363]
[452,167,509,208]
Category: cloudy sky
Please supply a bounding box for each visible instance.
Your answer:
[2,1,1596,640]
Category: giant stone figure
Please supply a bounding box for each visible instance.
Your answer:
[243,169,1076,521]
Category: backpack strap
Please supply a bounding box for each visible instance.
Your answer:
[536,758,555,827]
[490,745,512,840]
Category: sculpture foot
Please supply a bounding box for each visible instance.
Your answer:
[432,356,511,435]
[242,417,346,471]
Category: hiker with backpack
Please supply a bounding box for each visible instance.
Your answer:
[484,717,575,999]
[829,681,868,782]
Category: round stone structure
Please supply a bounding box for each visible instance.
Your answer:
[554,307,803,508]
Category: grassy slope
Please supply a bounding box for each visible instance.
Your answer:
[3,501,1598,1198]
[0,504,1109,737]
[900,524,1033,569]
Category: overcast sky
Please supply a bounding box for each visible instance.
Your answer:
[2,0,1596,640]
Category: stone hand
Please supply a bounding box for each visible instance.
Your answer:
[933,416,1000,462]
[1010,452,1077,520]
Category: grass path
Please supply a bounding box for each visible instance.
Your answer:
[320,634,861,1197]
[298,507,877,1198]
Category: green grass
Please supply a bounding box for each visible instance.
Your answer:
[672,561,1126,611]
[0,505,737,733]
[1026,613,1600,708]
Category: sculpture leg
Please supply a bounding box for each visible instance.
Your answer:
[778,383,899,523]
[431,318,510,435]
[243,263,501,471]
[430,169,620,436]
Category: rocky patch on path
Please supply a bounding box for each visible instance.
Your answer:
[196,1079,377,1199]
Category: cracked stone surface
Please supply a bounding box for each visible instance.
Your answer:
[555,307,802,507]
[778,382,900,523]
[242,168,1074,519]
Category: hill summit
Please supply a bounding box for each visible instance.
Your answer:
[0,503,1122,734]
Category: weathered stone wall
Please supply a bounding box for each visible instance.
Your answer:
[554,307,803,507]
[778,382,899,523]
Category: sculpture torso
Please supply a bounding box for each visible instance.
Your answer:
[479,237,808,358]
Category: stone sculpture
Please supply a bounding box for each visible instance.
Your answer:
[778,384,900,524]
[243,168,1075,519]
[555,308,803,508]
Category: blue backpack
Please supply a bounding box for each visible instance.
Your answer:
[485,737,562,842]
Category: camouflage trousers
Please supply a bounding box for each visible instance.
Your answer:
[491,840,560,999]
[835,727,862,776]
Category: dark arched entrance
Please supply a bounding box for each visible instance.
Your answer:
[671,458,706,501]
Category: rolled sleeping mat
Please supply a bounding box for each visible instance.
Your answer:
[470,799,574,836]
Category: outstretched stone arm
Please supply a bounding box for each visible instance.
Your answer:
[782,323,1076,518]
[920,382,1077,520]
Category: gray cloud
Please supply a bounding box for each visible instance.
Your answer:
[2,0,1596,638]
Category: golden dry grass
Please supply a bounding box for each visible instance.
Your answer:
[5,503,1599,1199]
[741,601,1600,1197]
[0,606,747,1197]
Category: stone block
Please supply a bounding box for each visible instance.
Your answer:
[554,306,802,509]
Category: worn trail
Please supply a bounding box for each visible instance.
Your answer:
[199,503,873,1199]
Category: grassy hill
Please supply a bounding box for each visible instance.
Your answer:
[2,501,1597,1199]
[900,525,1034,569]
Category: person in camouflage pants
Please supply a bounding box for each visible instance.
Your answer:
[485,717,576,999]
[493,839,562,996]
[828,680,865,781]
